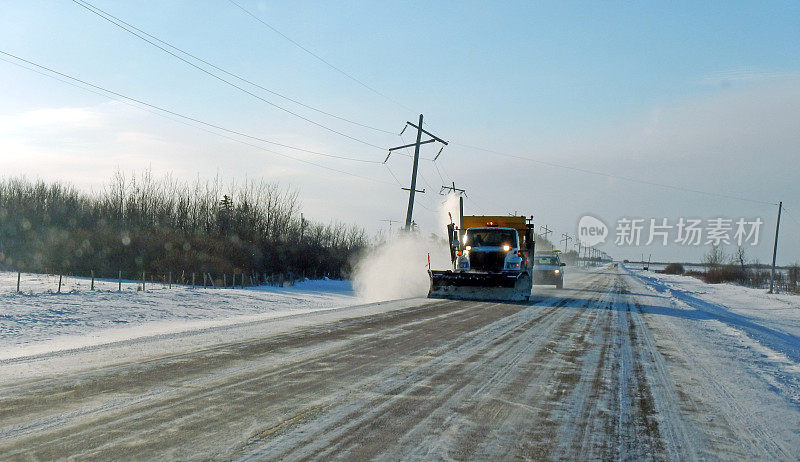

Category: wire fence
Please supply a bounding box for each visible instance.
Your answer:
[3,269,302,295]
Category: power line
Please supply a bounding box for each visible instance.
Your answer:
[451,141,778,206]
[70,0,393,135]
[0,50,398,187]
[77,0,777,210]
[434,159,456,186]
[397,132,435,192]
[71,0,387,150]
[781,206,800,228]
[431,160,447,185]
[228,0,415,114]
[384,164,404,187]
[0,50,380,164]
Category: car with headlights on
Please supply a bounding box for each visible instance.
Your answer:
[532,252,565,288]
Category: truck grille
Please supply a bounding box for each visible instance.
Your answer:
[469,251,506,271]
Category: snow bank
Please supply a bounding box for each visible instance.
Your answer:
[627,266,800,333]
[0,271,356,360]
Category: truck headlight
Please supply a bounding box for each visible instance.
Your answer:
[503,245,510,251]
[554,269,560,274]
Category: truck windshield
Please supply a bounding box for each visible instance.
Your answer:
[465,229,517,248]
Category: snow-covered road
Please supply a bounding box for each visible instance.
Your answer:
[1,265,799,460]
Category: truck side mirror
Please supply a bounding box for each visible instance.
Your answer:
[560,262,566,266]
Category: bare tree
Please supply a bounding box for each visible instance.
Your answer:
[703,245,726,269]
[735,246,747,272]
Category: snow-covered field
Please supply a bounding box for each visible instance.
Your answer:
[629,265,800,340]
[626,264,800,411]
[0,271,357,360]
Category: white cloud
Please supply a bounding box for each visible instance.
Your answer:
[0,106,103,132]
[697,68,800,87]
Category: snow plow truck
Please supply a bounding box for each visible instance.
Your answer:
[428,215,535,302]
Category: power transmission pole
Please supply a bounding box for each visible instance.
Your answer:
[769,201,783,294]
[381,219,400,234]
[560,233,572,253]
[440,181,466,239]
[440,181,465,196]
[387,114,448,230]
[540,225,552,245]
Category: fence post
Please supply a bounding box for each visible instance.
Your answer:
[141,271,146,291]
[58,275,62,293]
[168,271,172,289]
[91,270,95,291]
[17,271,21,293]
[224,273,227,288]
[192,272,196,289]
[118,270,122,291]
[209,273,215,288]
[241,272,245,289]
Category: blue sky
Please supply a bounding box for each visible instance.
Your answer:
[1,1,799,263]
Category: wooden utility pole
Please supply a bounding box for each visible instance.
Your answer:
[386,114,448,230]
[769,201,783,294]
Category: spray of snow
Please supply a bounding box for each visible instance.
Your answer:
[439,192,462,233]
[353,194,461,302]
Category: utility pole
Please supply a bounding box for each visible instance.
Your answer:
[560,233,572,253]
[387,114,448,230]
[440,181,465,197]
[769,201,783,294]
[540,225,552,245]
[441,181,466,240]
[380,219,400,234]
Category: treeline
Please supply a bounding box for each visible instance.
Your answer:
[659,246,800,293]
[0,172,368,280]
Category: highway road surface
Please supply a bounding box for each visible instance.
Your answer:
[2,265,799,460]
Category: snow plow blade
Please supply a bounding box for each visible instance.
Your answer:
[428,270,531,302]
